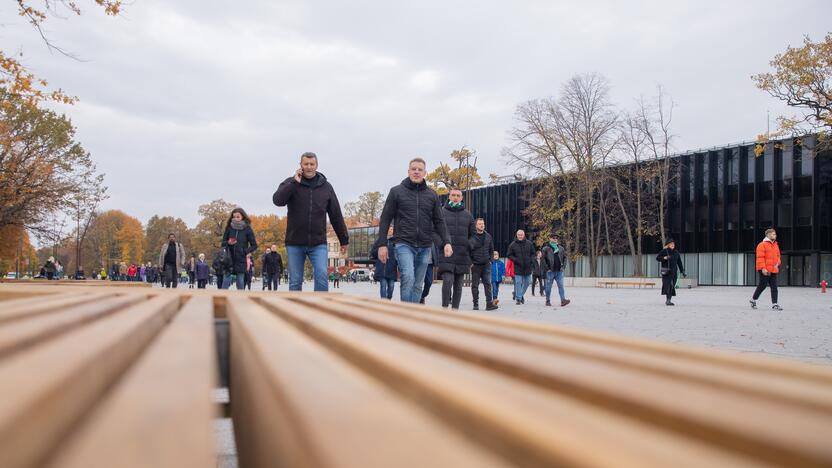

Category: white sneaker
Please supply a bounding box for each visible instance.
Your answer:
[772,304,783,311]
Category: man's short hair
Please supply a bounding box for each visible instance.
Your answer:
[450,188,463,194]
[765,228,776,236]
[475,218,485,223]
[409,157,426,168]
[301,152,318,161]
[168,233,176,237]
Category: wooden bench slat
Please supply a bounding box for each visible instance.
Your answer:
[48,296,217,468]
[290,296,832,466]
[0,292,112,325]
[0,295,146,360]
[228,296,513,468]
[341,295,832,385]
[258,296,767,468]
[329,295,832,413]
[0,294,181,468]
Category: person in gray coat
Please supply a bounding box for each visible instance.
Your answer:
[158,233,186,288]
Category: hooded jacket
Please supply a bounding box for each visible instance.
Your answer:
[755,237,781,273]
[434,203,475,274]
[377,178,451,249]
[273,172,349,247]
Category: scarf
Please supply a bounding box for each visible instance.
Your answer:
[448,200,463,209]
[230,219,247,231]
[548,241,559,254]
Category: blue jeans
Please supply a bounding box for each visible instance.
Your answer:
[545,271,566,303]
[395,243,431,303]
[514,274,531,301]
[378,277,395,300]
[287,244,329,291]
[221,273,246,290]
[491,281,500,300]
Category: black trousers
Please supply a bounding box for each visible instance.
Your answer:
[471,264,493,307]
[216,274,224,289]
[421,265,434,303]
[163,263,178,288]
[197,279,207,289]
[531,275,544,295]
[441,272,465,309]
[752,272,778,303]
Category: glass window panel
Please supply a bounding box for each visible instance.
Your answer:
[698,253,713,285]
[712,253,727,285]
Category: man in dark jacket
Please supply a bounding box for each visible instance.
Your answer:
[377,157,452,303]
[273,152,349,292]
[158,233,186,288]
[531,251,544,296]
[212,251,225,290]
[469,218,498,311]
[507,230,535,305]
[435,189,475,309]
[541,233,571,307]
[262,244,283,291]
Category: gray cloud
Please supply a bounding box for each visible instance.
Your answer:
[3,0,830,226]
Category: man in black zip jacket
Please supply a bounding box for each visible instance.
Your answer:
[377,157,453,303]
[469,217,498,311]
[507,229,535,305]
[273,152,349,292]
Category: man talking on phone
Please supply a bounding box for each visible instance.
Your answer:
[273,152,349,291]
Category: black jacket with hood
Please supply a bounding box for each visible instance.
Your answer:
[434,203,475,274]
[273,172,349,247]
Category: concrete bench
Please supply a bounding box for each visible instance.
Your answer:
[597,280,657,288]
[2,283,832,467]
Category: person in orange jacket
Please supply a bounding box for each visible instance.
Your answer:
[750,228,782,311]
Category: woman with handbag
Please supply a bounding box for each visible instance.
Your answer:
[221,207,258,290]
[656,239,686,306]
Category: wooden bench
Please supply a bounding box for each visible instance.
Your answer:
[597,280,656,289]
[0,279,151,288]
[2,283,832,468]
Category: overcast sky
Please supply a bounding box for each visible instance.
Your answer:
[3,0,830,226]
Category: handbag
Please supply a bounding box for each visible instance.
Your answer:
[219,246,234,270]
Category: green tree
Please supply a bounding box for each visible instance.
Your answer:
[144,215,191,264]
[343,191,385,224]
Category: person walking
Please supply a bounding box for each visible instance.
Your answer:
[531,250,545,296]
[119,262,128,282]
[542,233,571,307]
[55,260,64,279]
[376,158,452,303]
[371,227,398,300]
[490,251,505,305]
[212,251,226,290]
[469,218,498,311]
[656,238,686,306]
[273,152,349,292]
[127,263,137,282]
[333,270,341,288]
[419,244,438,304]
[158,233,186,288]
[44,257,56,280]
[195,253,210,289]
[435,189,475,310]
[505,257,515,300]
[750,228,783,310]
[187,255,196,288]
[507,230,535,305]
[262,245,283,291]
[244,255,254,290]
[221,208,258,290]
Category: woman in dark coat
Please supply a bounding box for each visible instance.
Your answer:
[221,207,258,290]
[656,239,686,306]
[434,191,475,309]
[195,253,210,289]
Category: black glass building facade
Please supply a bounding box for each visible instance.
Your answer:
[348,136,832,286]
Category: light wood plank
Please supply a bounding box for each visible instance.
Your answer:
[0,295,181,468]
[48,296,217,468]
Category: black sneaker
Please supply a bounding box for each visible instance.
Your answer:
[772,304,783,311]
[473,305,479,311]
[486,303,498,311]
[666,301,675,306]
[520,298,525,304]
[749,299,757,309]
[512,292,516,300]
[545,301,551,306]
[516,300,522,305]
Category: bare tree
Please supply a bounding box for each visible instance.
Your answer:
[636,86,676,246]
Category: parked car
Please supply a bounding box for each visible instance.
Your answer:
[349,268,371,282]
[5,272,17,279]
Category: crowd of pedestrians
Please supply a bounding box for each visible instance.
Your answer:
[32,151,790,313]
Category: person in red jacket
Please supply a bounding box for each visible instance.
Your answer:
[505,257,515,300]
[750,228,782,311]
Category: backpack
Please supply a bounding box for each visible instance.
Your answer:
[219,246,234,270]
